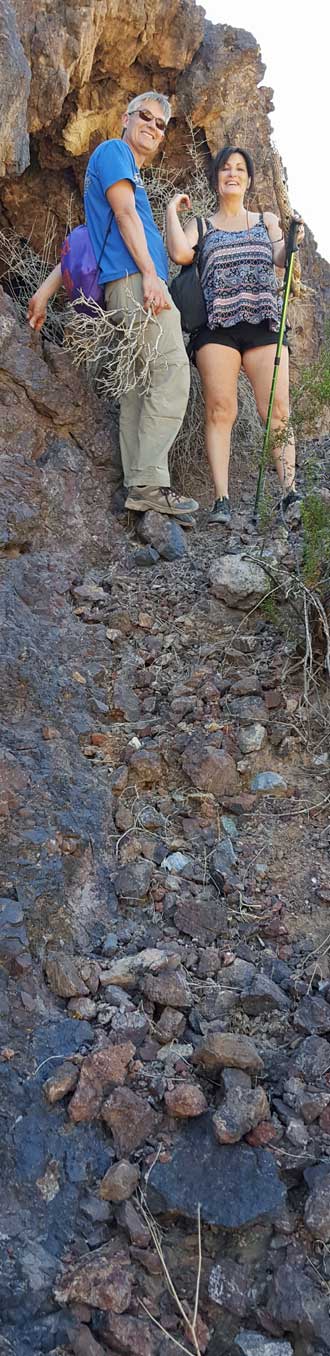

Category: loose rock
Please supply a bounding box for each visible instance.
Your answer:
[68,1042,135,1123]
[165,1083,207,1117]
[54,1247,132,1311]
[213,1086,270,1143]
[99,1160,139,1202]
[209,554,270,609]
[102,1087,159,1154]
[194,1033,264,1074]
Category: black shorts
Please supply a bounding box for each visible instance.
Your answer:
[192,319,288,358]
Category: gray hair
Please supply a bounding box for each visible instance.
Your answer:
[126,91,171,125]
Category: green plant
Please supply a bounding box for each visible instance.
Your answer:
[291,324,330,437]
[301,492,330,591]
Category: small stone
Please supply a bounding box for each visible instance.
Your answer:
[71,1327,107,1356]
[208,1257,257,1318]
[99,1160,139,1202]
[299,1089,330,1123]
[220,814,239,837]
[137,511,187,561]
[234,1333,293,1356]
[250,772,288,794]
[113,861,153,902]
[116,1199,149,1247]
[165,1084,207,1118]
[319,1103,330,1132]
[128,748,162,787]
[44,1061,79,1104]
[44,952,89,999]
[142,967,192,1010]
[156,1007,186,1044]
[174,895,226,943]
[162,851,192,872]
[246,1121,279,1147]
[133,545,160,567]
[68,1042,135,1123]
[102,1087,159,1154]
[241,975,290,1015]
[100,1314,157,1356]
[67,997,97,1019]
[238,724,267,753]
[210,836,238,890]
[285,1117,309,1148]
[230,696,269,725]
[110,1009,149,1046]
[182,739,238,796]
[54,1248,132,1311]
[111,765,129,795]
[290,1035,330,1081]
[293,993,330,1034]
[213,1087,270,1143]
[194,1033,264,1074]
[100,948,178,988]
[304,1172,330,1240]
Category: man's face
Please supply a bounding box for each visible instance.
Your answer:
[123,100,167,161]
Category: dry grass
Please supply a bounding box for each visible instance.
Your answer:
[64,288,163,399]
[0,212,70,343]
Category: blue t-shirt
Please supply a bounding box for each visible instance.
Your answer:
[84,139,168,285]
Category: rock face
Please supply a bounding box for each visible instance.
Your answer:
[0,1,328,360]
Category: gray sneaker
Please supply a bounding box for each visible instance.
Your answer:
[125,486,199,516]
[208,496,232,525]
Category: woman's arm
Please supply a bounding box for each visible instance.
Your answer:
[28,263,62,331]
[264,211,305,270]
[166,194,199,264]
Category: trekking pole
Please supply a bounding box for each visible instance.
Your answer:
[253,216,302,522]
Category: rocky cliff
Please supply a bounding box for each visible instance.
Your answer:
[0,0,329,364]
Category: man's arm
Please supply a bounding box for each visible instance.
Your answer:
[106,179,170,314]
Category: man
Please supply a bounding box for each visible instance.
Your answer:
[28,91,197,520]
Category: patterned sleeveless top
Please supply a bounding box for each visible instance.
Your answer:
[199,215,281,331]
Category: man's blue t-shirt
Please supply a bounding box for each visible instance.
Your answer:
[84,140,168,285]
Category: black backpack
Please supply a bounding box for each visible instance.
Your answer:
[170,217,207,334]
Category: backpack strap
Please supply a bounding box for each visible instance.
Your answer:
[194,216,207,257]
[96,209,114,272]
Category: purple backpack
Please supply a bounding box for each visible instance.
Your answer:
[60,215,113,315]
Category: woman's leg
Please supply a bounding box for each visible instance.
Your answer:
[243,344,296,492]
[196,343,241,498]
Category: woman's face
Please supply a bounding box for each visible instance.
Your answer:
[217,152,250,202]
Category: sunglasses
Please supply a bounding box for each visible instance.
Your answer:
[130,108,166,133]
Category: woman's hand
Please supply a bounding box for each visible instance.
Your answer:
[293,214,305,246]
[28,286,49,331]
[168,193,192,215]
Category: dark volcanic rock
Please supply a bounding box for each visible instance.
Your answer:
[137,511,188,561]
[267,1261,330,1348]
[147,1114,285,1227]
[290,1035,330,1080]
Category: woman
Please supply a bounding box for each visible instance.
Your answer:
[166,146,304,524]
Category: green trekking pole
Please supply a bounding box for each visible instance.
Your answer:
[253,216,301,522]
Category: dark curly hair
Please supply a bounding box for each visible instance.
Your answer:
[211,145,255,193]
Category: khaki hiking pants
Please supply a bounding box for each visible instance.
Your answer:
[105,273,190,489]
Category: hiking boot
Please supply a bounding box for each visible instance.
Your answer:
[208,496,232,526]
[125,486,198,516]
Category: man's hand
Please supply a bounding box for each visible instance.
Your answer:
[142,268,171,315]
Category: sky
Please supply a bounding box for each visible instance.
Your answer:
[203,0,330,262]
